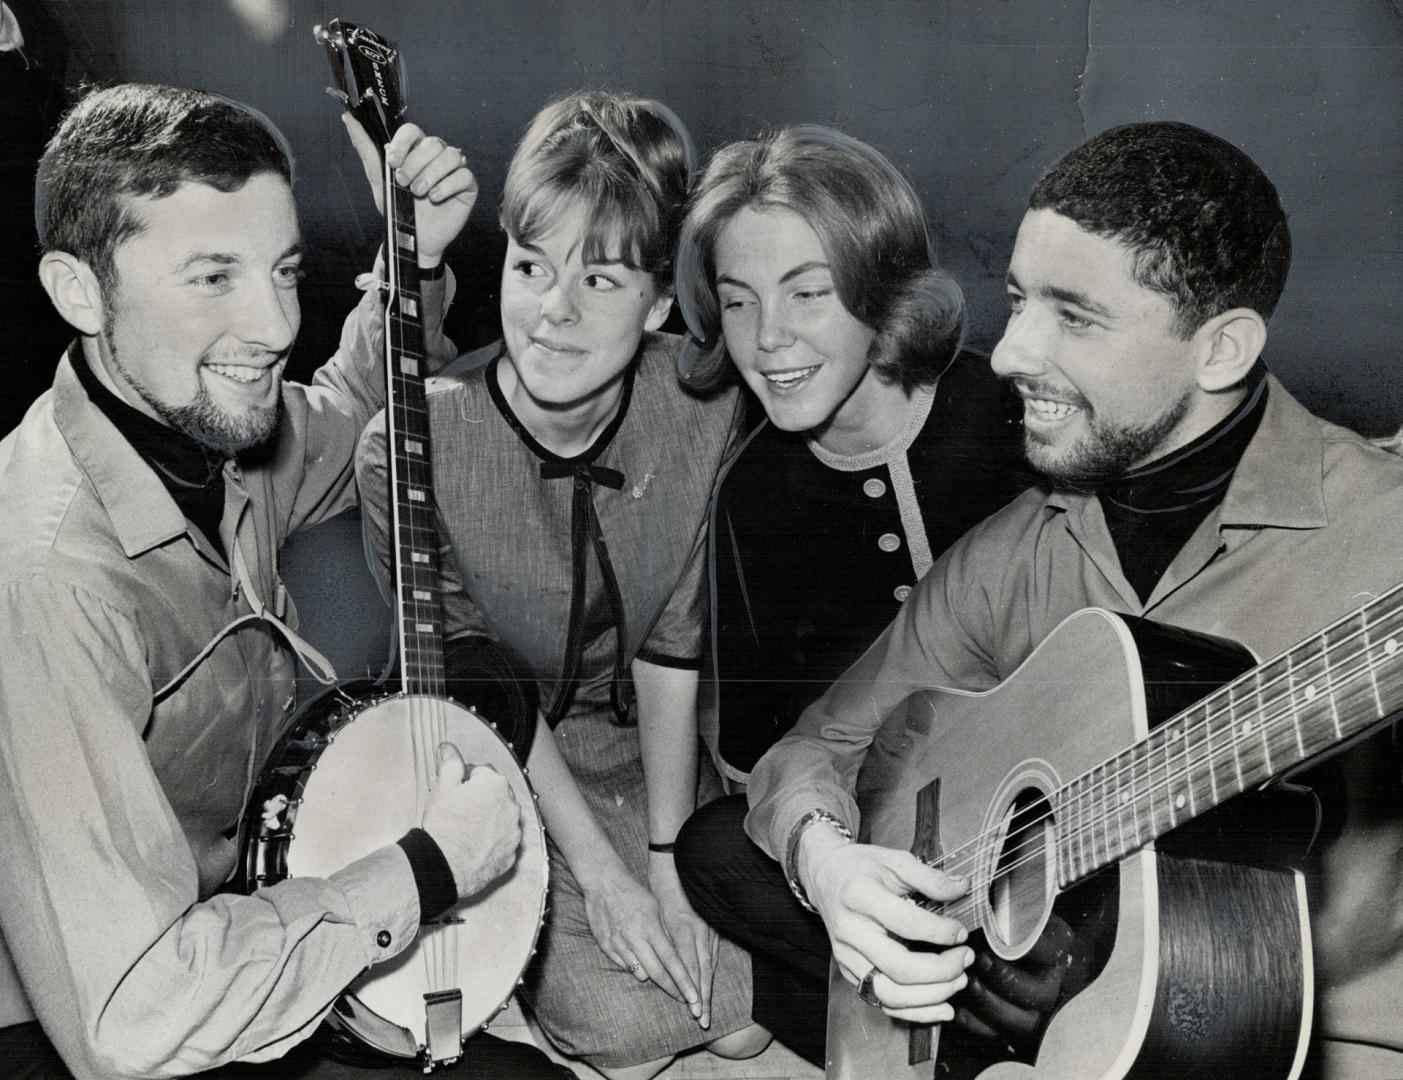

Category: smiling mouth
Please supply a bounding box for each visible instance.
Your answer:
[530,337,585,356]
[761,365,820,390]
[1023,396,1080,423]
[205,363,272,385]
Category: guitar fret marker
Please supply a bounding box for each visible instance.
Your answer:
[1387,638,1399,656]
[395,228,415,251]
[415,623,434,633]
[413,589,430,600]
[400,357,419,377]
[402,296,418,318]
[409,488,426,502]
[1304,684,1317,700]
[1175,793,1186,810]
[405,439,423,454]
[411,552,429,563]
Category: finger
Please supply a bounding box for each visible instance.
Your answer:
[884,1001,957,1025]
[341,113,385,202]
[670,924,704,1019]
[383,122,426,169]
[859,886,969,948]
[637,936,692,1007]
[953,1003,1001,1041]
[435,743,466,786]
[395,133,451,189]
[404,147,472,201]
[884,852,969,905]
[867,968,969,1011]
[960,971,1043,1035]
[838,933,974,989]
[694,929,716,1028]
[427,165,478,206]
[970,952,1062,1012]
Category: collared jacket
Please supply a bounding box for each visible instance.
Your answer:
[747,377,1403,1077]
[0,274,447,1078]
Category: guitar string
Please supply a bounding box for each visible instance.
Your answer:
[935,610,1398,896]
[922,598,1403,923]
[934,630,1398,932]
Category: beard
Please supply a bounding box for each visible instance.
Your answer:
[102,322,283,456]
[1024,388,1192,492]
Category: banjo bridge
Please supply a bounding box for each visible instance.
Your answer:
[421,988,463,1071]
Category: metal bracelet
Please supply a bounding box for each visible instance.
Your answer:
[784,808,853,914]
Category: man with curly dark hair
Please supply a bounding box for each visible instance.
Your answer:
[701,121,1402,1079]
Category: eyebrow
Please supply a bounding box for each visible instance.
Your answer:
[175,241,303,272]
[1006,271,1116,319]
[717,260,832,292]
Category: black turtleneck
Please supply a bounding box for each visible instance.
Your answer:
[1100,364,1268,604]
[69,344,229,561]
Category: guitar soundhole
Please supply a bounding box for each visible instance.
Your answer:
[988,788,1054,953]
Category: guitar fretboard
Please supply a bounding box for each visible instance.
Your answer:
[383,171,445,698]
[1053,584,1403,887]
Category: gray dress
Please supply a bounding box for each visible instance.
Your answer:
[358,332,752,1068]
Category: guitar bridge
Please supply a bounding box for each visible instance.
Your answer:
[421,988,462,1072]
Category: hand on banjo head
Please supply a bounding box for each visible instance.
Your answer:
[421,743,523,900]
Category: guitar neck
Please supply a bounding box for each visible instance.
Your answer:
[1054,583,1403,888]
[382,167,445,697]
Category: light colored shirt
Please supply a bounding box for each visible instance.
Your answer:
[0,273,449,1078]
[747,377,1403,1075]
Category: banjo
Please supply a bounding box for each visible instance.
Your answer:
[239,20,548,1071]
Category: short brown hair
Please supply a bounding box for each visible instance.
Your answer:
[499,91,693,287]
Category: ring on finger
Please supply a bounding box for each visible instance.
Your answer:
[626,958,644,977]
[857,966,882,1008]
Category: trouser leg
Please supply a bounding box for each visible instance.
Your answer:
[675,794,830,1066]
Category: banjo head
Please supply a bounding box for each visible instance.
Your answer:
[274,693,548,1057]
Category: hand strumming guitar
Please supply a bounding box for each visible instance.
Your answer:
[798,823,974,1023]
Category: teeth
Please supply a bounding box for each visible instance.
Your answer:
[1027,398,1076,420]
[765,366,819,387]
[208,364,265,384]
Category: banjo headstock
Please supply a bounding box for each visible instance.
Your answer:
[314,19,407,152]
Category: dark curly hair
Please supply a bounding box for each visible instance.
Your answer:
[1030,121,1291,337]
[38,83,292,294]
[676,126,964,391]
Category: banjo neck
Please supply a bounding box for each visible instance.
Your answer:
[381,174,447,698]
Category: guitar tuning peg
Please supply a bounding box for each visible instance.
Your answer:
[323,86,350,107]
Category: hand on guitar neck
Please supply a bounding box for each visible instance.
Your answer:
[343,115,478,269]
[797,824,974,1023]
[421,744,524,899]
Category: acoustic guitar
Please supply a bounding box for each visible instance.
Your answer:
[826,590,1403,1078]
[238,20,548,1072]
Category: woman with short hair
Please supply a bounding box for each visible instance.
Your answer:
[358,92,766,1080]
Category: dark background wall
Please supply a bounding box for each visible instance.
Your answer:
[5,0,1403,438]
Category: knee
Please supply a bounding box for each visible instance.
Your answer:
[590,1054,674,1080]
[675,793,749,898]
[706,1022,772,1060]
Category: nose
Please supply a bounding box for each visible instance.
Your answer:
[238,276,299,354]
[539,279,580,325]
[990,306,1048,381]
[755,300,794,353]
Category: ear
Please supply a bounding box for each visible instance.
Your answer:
[643,286,673,334]
[1192,307,1267,393]
[38,252,107,337]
